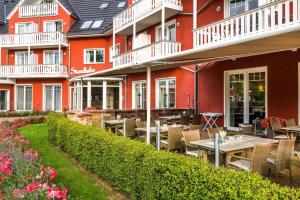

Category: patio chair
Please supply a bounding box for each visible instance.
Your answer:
[160,127,183,152]
[182,130,202,157]
[190,124,204,131]
[270,118,288,139]
[284,118,296,127]
[118,119,136,138]
[136,120,147,140]
[101,115,115,130]
[180,114,190,125]
[228,142,272,175]
[239,124,253,135]
[267,139,294,183]
[207,127,224,139]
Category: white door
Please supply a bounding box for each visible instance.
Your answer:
[225,67,267,130]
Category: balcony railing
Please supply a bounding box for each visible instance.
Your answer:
[0,32,68,48]
[114,0,183,32]
[0,65,68,78]
[113,40,181,68]
[194,0,300,48]
[19,3,58,18]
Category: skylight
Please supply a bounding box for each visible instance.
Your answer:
[81,21,93,29]
[100,3,109,9]
[118,2,126,8]
[91,20,103,28]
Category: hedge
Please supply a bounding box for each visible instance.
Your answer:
[0,110,48,118]
[46,113,300,199]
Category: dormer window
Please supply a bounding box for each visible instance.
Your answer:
[118,2,126,8]
[100,3,109,9]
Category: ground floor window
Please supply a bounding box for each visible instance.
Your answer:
[0,90,9,111]
[16,85,32,111]
[156,78,176,109]
[132,81,146,109]
[43,85,62,111]
[225,67,266,129]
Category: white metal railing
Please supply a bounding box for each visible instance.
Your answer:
[114,0,183,32]
[0,65,68,78]
[0,32,67,47]
[113,40,181,68]
[194,0,300,47]
[19,3,58,18]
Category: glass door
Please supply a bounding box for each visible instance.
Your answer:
[226,69,266,130]
[0,90,8,111]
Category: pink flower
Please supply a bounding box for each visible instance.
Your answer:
[47,186,68,200]
[12,188,23,198]
[23,182,40,193]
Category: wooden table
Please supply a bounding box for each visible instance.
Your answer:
[103,119,124,133]
[159,115,181,124]
[282,126,300,137]
[191,135,278,166]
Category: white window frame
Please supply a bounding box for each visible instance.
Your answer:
[109,44,120,63]
[14,84,33,111]
[15,51,38,65]
[0,89,10,111]
[224,0,265,18]
[15,22,36,34]
[43,20,63,32]
[42,84,63,112]
[43,50,62,64]
[224,66,268,131]
[84,48,105,64]
[155,77,176,109]
[155,19,176,42]
[132,80,146,109]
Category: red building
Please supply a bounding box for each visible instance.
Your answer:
[2,0,300,133]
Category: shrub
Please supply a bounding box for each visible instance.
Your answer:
[0,110,48,118]
[46,113,300,199]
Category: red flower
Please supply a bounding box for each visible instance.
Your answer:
[47,186,68,200]
[23,182,40,193]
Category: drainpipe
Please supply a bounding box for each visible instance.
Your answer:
[194,65,200,117]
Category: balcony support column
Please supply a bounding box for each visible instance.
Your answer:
[103,80,107,110]
[113,20,116,65]
[193,0,197,48]
[28,46,31,64]
[87,81,91,108]
[146,66,151,145]
[133,19,137,50]
[59,43,61,64]
[161,5,165,55]
[80,80,83,113]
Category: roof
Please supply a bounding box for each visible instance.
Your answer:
[67,0,128,36]
[0,0,127,36]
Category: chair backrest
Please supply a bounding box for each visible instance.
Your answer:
[182,130,200,151]
[124,119,136,137]
[180,114,190,125]
[239,124,253,135]
[275,139,295,170]
[250,143,272,174]
[270,118,282,131]
[136,120,146,128]
[284,118,296,127]
[190,124,204,131]
[167,127,183,151]
[207,127,224,139]
[101,115,115,129]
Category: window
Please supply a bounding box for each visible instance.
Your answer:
[84,49,104,64]
[44,51,62,64]
[100,3,109,9]
[91,20,103,28]
[16,23,37,34]
[44,21,63,32]
[228,0,258,17]
[16,85,32,111]
[81,21,93,29]
[118,2,126,7]
[15,52,38,65]
[156,22,176,41]
[44,85,62,111]
[0,90,9,111]
[156,78,176,108]
[109,44,120,62]
[132,81,146,109]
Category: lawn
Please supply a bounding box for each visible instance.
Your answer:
[18,124,119,200]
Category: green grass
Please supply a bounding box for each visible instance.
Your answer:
[18,124,110,200]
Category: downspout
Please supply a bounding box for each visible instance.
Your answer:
[194,65,200,117]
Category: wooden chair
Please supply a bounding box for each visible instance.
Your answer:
[239,124,253,135]
[160,127,183,152]
[190,124,204,131]
[136,120,147,140]
[284,118,296,127]
[182,130,202,157]
[118,119,136,138]
[228,143,272,175]
[270,118,288,139]
[180,114,190,125]
[101,115,115,130]
[207,127,224,139]
[267,139,294,183]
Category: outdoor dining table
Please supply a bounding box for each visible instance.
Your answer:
[191,135,278,166]
[282,126,300,136]
[103,119,124,133]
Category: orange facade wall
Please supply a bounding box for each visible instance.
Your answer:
[16,79,69,111]
[125,67,195,109]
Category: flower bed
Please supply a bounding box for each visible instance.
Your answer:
[0,117,68,200]
[47,113,300,199]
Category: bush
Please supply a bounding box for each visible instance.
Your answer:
[0,110,48,118]
[46,113,300,199]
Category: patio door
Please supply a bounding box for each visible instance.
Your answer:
[0,90,9,111]
[225,67,267,130]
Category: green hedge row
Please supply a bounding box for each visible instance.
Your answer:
[0,110,49,118]
[46,113,300,199]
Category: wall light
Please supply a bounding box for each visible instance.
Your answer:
[216,5,222,12]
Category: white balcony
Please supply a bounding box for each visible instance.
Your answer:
[114,0,183,34]
[19,3,58,18]
[0,32,68,49]
[113,40,181,68]
[0,65,68,78]
[194,0,300,48]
